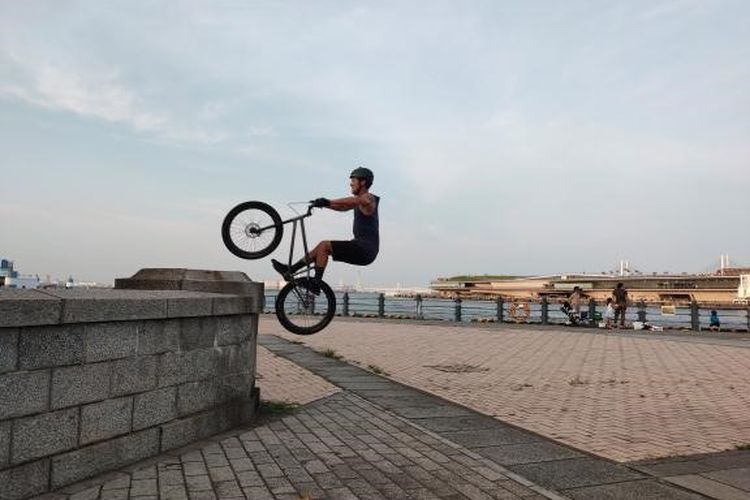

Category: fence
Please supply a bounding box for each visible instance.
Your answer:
[263,292,750,332]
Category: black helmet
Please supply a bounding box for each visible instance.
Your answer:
[350,166,374,188]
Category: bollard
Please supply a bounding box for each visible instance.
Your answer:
[637,300,647,323]
[415,294,423,320]
[496,297,504,323]
[588,299,597,326]
[690,301,700,331]
[378,293,385,318]
[342,292,349,317]
[541,297,549,325]
[747,305,750,333]
[454,297,462,322]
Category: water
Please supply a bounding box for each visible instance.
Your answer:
[264,291,749,330]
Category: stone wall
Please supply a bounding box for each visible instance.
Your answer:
[0,286,261,499]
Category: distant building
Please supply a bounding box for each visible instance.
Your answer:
[0,259,40,289]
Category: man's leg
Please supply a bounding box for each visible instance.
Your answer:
[620,306,626,327]
[272,241,331,280]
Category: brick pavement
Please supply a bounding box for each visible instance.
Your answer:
[256,345,341,405]
[43,392,562,500]
[261,317,750,462]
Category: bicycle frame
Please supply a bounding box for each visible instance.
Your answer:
[269,205,315,279]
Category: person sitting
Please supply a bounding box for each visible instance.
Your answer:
[709,310,721,331]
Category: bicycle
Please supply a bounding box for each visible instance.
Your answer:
[221,200,336,335]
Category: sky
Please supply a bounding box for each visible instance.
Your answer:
[1,0,748,287]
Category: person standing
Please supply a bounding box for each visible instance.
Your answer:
[569,286,584,315]
[612,282,628,328]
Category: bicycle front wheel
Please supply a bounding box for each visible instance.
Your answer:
[275,278,336,335]
[221,201,283,259]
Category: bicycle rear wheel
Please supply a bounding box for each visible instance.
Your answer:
[275,278,336,335]
[222,201,283,259]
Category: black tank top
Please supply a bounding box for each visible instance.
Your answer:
[353,195,379,247]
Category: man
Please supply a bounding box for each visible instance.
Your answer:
[271,167,379,293]
[569,286,584,315]
[612,282,628,328]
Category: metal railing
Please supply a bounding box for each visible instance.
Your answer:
[263,292,750,332]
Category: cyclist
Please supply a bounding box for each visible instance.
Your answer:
[271,167,379,293]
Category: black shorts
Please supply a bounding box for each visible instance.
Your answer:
[331,240,378,266]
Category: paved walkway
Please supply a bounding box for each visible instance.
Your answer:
[262,317,750,463]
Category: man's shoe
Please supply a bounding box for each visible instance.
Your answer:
[271,259,292,280]
[305,278,321,296]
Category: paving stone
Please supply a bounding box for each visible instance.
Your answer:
[99,489,129,500]
[510,457,644,490]
[703,466,750,491]
[390,405,477,419]
[565,478,706,499]
[83,322,138,362]
[52,362,111,409]
[19,325,84,369]
[665,474,750,500]
[12,407,79,463]
[0,369,50,419]
[130,479,158,497]
[478,441,584,465]
[80,397,133,444]
[441,428,541,448]
[185,474,212,491]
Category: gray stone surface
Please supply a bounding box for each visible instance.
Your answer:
[81,397,133,445]
[114,269,259,295]
[41,289,168,324]
[441,427,541,448]
[160,406,231,452]
[133,387,176,430]
[51,429,159,489]
[0,327,18,373]
[510,457,645,490]
[52,363,111,409]
[219,372,254,402]
[12,408,79,463]
[389,404,478,419]
[566,479,706,499]
[665,474,750,500]
[0,369,50,419]
[703,466,750,491]
[158,349,215,387]
[83,322,137,362]
[166,293,213,318]
[137,319,179,355]
[0,420,9,467]
[110,356,157,396]
[0,459,50,500]
[177,380,218,416]
[179,317,216,350]
[19,325,84,369]
[0,289,62,327]
[215,315,253,346]
[212,295,257,315]
[478,441,584,465]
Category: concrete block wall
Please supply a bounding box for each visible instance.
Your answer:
[0,288,261,499]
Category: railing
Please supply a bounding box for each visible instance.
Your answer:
[263,292,750,332]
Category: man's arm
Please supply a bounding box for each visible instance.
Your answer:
[328,193,374,212]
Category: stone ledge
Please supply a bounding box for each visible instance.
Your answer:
[0,289,260,327]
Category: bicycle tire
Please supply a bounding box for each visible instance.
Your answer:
[221,201,283,260]
[275,278,336,335]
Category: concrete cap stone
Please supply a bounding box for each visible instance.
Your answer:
[0,289,62,327]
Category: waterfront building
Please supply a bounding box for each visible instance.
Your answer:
[0,258,40,289]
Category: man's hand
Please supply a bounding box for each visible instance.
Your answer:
[311,197,330,208]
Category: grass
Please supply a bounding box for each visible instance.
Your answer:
[736,443,750,450]
[367,364,390,376]
[321,348,343,360]
[261,400,300,415]
[568,375,589,386]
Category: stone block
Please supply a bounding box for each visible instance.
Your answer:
[111,356,157,396]
[0,459,50,500]
[19,325,84,369]
[11,408,79,463]
[179,317,216,350]
[133,387,176,430]
[167,293,213,318]
[0,420,9,467]
[0,370,49,419]
[160,404,238,452]
[212,295,255,316]
[52,363,110,409]
[215,316,253,346]
[219,372,255,403]
[509,457,644,490]
[158,349,215,387]
[0,289,62,327]
[84,322,137,362]
[178,380,219,416]
[81,397,133,445]
[40,289,167,324]
[137,319,179,355]
[0,328,18,373]
[479,442,584,466]
[51,429,159,489]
